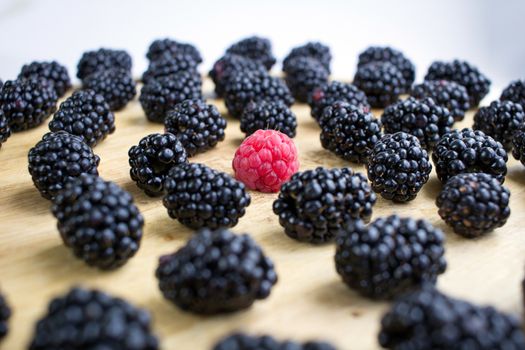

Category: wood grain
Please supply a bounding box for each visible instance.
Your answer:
[1,79,525,350]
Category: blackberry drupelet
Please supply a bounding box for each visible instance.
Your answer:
[163,163,251,229]
[501,79,525,109]
[18,61,71,97]
[357,46,415,89]
[52,174,144,269]
[49,89,115,147]
[76,48,132,80]
[473,100,525,151]
[335,215,446,300]
[28,131,100,200]
[83,68,136,111]
[436,173,510,238]
[424,59,491,107]
[164,99,227,156]
[29,287,159,350]
[319,101,382,163]
[273,167,376,244]
[0,109,11,148]
[367,132,432,202]
[139,71,202,123]
[512,128,525,166]
[432,128,508,183]
[141,53,198,84]
[411,80,470,121]
[240,100,297,138]
[308,81,370,121]
[381,97,454,150]
[0,291,10,341]
[128,133,188,196]
[284,56,329,103]
[209,54,266,97]
[353,62,406,108]
[156,228,277,314]
[226,36,276,70]
[283,41,332,73]
[378,286,525,350]
[213,333,337,350]
[146,38,202,63]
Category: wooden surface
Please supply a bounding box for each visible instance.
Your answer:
[1,79,525,350]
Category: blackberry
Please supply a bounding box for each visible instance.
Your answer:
[283,41,332,73]
[0,79,57,132]
[83,68,137,111]
[411,80,470,121]
[378,286,525,350]
[0,109,11,149]
[436,173,510,238]
[128,133,188,196]
[51,174,144,269]
[29,287,159,350]
[381,97,454,150]
[272,167,376,244]
[209,54,266,97]
[335,215,446,300]
[284,57,329,103]
[240,100,297,138]
[18,61,71,97]
[156,228,277,314]
[367,132,432,202]
[473,100,525,151]
[357,46,415,89]
[512,128,525,166]
[319,101,382,163]
[141,53,198,84]
[164,99,227,156]
[163,163,251,229]
[353,62,406,108]
[139,71,202,123]
[0,79,2,89]
[213,333,336,350]
[49,89,115,147]
[432,128,508,183]
[308,81,370,121]
[146,38,202,63]
[76,48,132,80]
[424,59,491,107]
[28,131,100,200]
[0,291,11,341]
[226,36,276,70]
[501,79,525,109]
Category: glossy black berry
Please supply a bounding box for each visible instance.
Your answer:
[0,109,11,149]
[411,80,470,121]
[308,81,370,121]
[0,291,11,341]
[512,128,525,166]
[209,54,266,98]
[501,79,525,110]
[240,100,297,138]
[83,68,136,111]
[213,333,337,350]
[141,53,198,84]
[146,38,202,63]
[283,41,332,73]
[18,61,71,97]
[353,62,406,108]
[77,48,132,80]
[284,56,329,103]
[226,36,276,70]
[357,46,415,89]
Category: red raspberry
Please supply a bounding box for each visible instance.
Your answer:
[233,129,299,193]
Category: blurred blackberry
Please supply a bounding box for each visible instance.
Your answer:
[213,333,337,350]
[128,133,188,197]
[367,132,431,202]
[273,167,376,244]
[424,59,491,107]
[473,100,525,151]
[283,41,332,73]
[432,128,507,183]
[139,71,202,123]
[83,68,136,111]
[0,79,3,90]
[411,80,470,121]
[165,99,227,156]
[76,48,132,80]
[18,61,71,97]
[381,97,454,150]
[501,79,525,109]
[335,215,446,300]
[512,128,525,166]
[49,89,115,147]
[28,131,100,200]
[52,174,144,269]
[379,287,525,350]
[240,100,297,138]
[308,81,370,121]
[226,36,276,70]
[357,46,415,89]
[319,101,382,163]
[0,109,11,149]
[209,54,266,97]
[141,53,198,84]
[29,287,159,350]
[163,163,251,229]
[156,228,277,314]
[284,57,329,103]
[146,38,202,63]
[0,79,57,132]
[0,291,10,341]
[353,62,406,108]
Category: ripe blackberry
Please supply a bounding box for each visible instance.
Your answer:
[128,133,188,196]
[432,128,508,183]
[381,97,454,150]
[82,68,136,111]
[0,79,57,132]
[319,101,382,163]
[29,287,159,350]
[0,79,3,89]
[273,167,376,244]
[0,291,11,341]
[378,286,525,350]
[213,333,336,350]
[283,41,332,73]
[473,100,525,151]
[139,71,202,123]
[353,62,406,108]
[146,38,202,63]
[512,128,525,166]
[51,174,144,269]
[411,80,470,121]
[163,163,251,229]
[156,228,277,314]
[308,81,370,121]
[226,36,276,70]
[501,79,525,109]
[335,215,446,300]
[284,56,329,103]
[18,61,71,97]
[28,131,100,200]
[240,100,297,138]
[209,54,266,97]
[357,46,415,89]
[76,48,132,80]
[164,99,227,156]
[0,109,11,149]
[141,53,198,84]
[49,89,115,147]
[424,59,491,107]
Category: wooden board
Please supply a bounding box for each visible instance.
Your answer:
[1,79,525,350]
